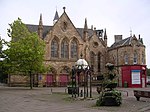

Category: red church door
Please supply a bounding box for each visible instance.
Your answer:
[46,74,53,87]
[59,74,68,87]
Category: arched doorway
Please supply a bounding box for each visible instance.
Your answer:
[46,67,56,87]
[59,66,71,87]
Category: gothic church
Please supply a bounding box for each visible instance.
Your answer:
[10,7,146,88]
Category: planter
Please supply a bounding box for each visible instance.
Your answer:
[102,90,122,106]
[103,96,120,106]
[67,87,79,94]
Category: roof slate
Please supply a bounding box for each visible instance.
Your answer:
[26,24,95,39]
[110,36,144,50]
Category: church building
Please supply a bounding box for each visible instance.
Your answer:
[10,7,146,88]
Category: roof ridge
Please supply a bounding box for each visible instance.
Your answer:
[122,37,131,46]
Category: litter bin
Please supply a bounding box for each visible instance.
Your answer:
[124,81,128,88]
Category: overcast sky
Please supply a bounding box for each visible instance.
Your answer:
[0,0,150,67]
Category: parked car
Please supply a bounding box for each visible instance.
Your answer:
[147,81,150,85]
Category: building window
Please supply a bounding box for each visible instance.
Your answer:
[61,39,69,59]
[71,40,78,59]
[124,54,128,64]
[142,53,144,64]
[51,39,58,58]
[90,51,95,71]
[133,52,138,64]
[113,55,117,65]
[98,52,101,73]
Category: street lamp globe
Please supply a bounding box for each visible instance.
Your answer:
[75,58,89,70]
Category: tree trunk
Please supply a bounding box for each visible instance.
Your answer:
[29,71,33,89]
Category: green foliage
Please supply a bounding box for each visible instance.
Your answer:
[5,18,46,75]
[96,90,122,106]
[3,18,47,88]
[96,63,122,106]
[0,38,8,83]
[147,68,150,76]
[7,18,30,40]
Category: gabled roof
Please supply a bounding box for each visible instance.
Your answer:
[109,36,144,50]
[26,24,95,39]
[26,24,52,38]
[26,9,103,41]
[76,28,93,39]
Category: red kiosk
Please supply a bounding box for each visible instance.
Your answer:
[122,65,146,88]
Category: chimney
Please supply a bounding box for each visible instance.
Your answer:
[91,25,93,30]
[138,34,140,39]
[114,35,122,43]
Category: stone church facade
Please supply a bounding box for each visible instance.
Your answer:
[9,7,146,87]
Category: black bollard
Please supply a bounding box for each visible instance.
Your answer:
[80,90,83,97]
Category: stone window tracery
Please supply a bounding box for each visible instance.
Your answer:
[51,38,58,58]
[71,40,78,59]
[61,39,69,58]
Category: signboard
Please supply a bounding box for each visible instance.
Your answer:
[131,70,141,84]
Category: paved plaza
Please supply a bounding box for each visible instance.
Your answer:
[0,86,150,112]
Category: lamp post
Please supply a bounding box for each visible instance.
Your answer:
[75,54,92,98]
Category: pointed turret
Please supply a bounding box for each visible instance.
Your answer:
[83,18,88,42]
[53,10,59,24]
[38,14,43,39]
[104,28,107,46]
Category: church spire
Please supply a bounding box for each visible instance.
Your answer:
[104,28,107,46]
[53,10,59,24]
[38,13,43,39]
[83,18,88,42]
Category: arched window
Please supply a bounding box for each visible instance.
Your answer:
[98,52,101,73]
[133,52,138,64]
[90,51,95,71]
[51,39,58,58]
[61,39,69,58]
[124,53,128,64]
[71,40,78,59]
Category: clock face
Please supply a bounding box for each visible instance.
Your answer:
[93,41,99,48]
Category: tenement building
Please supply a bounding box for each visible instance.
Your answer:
[9,7,146,88]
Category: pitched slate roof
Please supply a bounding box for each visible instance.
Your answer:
[109,36,144,50]
[26,24,53,38]
[76,28,94,38]
[26,24,97,39]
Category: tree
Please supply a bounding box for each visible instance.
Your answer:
[5,18,46,89]
[0,37,8,83]
[147,68,150,76]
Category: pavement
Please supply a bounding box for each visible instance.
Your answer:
[0,86,150,112]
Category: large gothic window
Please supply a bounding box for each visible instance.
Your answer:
[61,39,69,58]
[71,40,78,59]
[133,52,138,64]
[51,38,58,58]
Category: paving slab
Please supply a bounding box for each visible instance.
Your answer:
[0,86,150,112]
